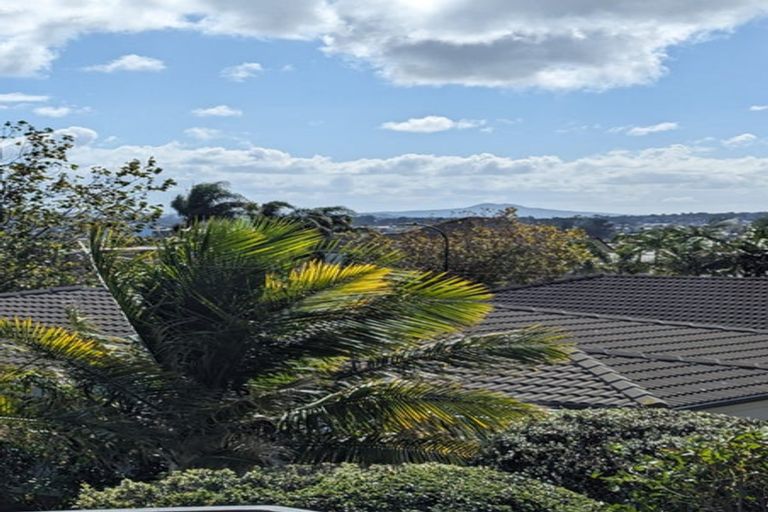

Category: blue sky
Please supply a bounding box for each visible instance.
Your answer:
[2,1,768,214]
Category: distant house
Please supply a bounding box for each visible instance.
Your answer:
[466,274,768,419]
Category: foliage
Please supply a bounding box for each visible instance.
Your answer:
[390,209,591,287]
[601,221,768,276]
[0,432,160,511]
[171,181,356,236]
[171,181,253,224]
[531,217,616,240]
[0,218,569,509]
[76,463,607,512]
[610,428,768,512]
[478,408,759,504]
[0,121,175,292]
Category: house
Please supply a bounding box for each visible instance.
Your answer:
[468,274,768,418]
[5,276,768,420]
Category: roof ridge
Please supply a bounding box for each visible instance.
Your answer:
[585,347,768,372]
[569,349,667,408]
[494,273,768,295]
[492,273,606,294]
[0,285,106,299]
[491,304,768,336]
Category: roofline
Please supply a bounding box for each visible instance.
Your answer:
[491,303,768,336]
[570,350,668,408]
[678,392,768,411]
[493,272,768,294]
[0,285,107,299]
[492,273,606,294]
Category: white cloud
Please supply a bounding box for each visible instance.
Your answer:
[221,62,263,81]
[34,106,72,117]
[69,141,768,213]
[613,122,679,136]
[54,126,98,145]
[192,105,243,117]
[0,2,764,89]
[85,54,165,73]
[722,133,758,147]
[381,115,486,133]
[750,105,768,111]
[184,127,223,140]
[323,1,768,89]
[0,92,49,103]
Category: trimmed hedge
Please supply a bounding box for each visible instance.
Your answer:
[76,463,607,512]
[479,408,761,503]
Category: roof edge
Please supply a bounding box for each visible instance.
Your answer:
[570,350,668,408]
[0,285,108,299]
[493,272,768,295]
[491,303,768,336]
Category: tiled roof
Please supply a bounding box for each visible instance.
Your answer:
[494,274,768,331]
[0,286,136,366]
[465,304,768,410]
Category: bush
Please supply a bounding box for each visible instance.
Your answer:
[0,433,163,511]
[479,408,760,503]
[76,463,607,512]
[611,428,768,512]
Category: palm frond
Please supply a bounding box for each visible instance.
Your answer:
[355,326,572,376]
[280,379,533,438]
[263,260,392,311]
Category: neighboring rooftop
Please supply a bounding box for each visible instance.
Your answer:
[495,274,768,331]
[0,286,135,338]
[468,302,768,410]
[0,286,136,367]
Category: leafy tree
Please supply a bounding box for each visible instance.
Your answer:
[171,181,253,224]
[0,121,175,292]
[610,428,768,512]
[0,218,568,504]
[601,223,768,277]
[391,209,591,287]
[255,201,356,236]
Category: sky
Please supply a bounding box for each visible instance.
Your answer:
[1,1,768,215]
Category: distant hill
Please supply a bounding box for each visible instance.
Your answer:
[364,203,609,220]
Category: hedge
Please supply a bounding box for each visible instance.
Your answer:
[610,427,768,512]
[478,407,761,503]
[76,463,608,512]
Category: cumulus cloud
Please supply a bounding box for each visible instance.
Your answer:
[381,115,486,133]
[68,140,768,212]
[221,62,263,81]
[611,122,679,136]
[184,127,223,140]
[192,105,243,117]
[0,1,764,89]
[85,54,165,73]
[722,133,758,147]
[0,92,49,103]
[54,126,98,145]
[750,105,768,111]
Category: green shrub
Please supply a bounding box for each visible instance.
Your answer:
[610,428,768,512]
[76,463,607,512]
[0,433,163,511]
[479,408,760,503]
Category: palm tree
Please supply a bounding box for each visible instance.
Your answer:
[171,182,253,224]
[254,202,356,236]
[0,218,568,473]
